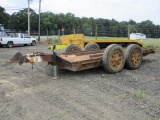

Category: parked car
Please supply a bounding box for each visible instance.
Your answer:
[0,33,37,48]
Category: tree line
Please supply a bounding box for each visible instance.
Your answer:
[0,6,160,38]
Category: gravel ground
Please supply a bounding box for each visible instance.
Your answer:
[0,44,160,120]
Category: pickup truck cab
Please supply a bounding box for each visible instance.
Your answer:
[0,33,37,48]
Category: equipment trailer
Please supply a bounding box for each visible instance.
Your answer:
[10,43,154,74]
[61,34,145,50]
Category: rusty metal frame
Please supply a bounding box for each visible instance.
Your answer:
[10,48,155,72]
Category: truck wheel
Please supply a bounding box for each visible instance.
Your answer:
[65,44,82,53]
[125,44,142,69]
[7,41,13,48]
[102,44,125,73]
[84,42,100,51]
[31,40,36,46]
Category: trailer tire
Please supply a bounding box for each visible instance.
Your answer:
[7,41,13,48]
[65,44,82,53]
[102,44,125,73]
[84,42,100,51]
[125,44,142,69]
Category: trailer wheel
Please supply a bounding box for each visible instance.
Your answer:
[84,42,100,51]
[102,44,125,73]
[125,44,142,69]
[65,44,82,52]
[7,41,13,48]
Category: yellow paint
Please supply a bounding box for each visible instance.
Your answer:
[61,34,85,48]
[61,34,144,48]
[84,39,144,48]
[49,34,145,50]
[49,45,67,50]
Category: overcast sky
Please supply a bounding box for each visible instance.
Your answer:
[1,0,160,25]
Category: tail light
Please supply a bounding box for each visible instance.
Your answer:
[0,38,2,41]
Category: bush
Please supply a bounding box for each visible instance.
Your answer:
[40,37,61,44]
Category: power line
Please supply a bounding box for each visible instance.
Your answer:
[5,8,25,10]
[91,0,159,13]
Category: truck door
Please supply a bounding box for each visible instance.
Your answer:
[18,33,25,44]
[13,33,20,44]
[23,34,31,44]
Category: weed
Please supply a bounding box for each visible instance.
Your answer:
[55,112,66,119]
[132,91,146,99]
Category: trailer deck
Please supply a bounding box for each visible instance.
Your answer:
[10,47,154,72]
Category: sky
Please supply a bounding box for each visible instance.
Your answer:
[1,0,160,25]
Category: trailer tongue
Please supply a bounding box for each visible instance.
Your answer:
[10,44,154,74]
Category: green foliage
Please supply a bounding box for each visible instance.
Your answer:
[0,6,160,38]
[41,12,57,31]
[0,6,10,28]
[8,8,38,31]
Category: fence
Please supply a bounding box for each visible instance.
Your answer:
[18,25,160,39]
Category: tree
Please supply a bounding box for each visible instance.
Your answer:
[8,8,38,32]
[128,19,136,25]
[0,6,10,28]
[41,12,57,31]
[6,7,159,38]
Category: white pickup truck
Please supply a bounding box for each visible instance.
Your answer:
[0,33,37,48]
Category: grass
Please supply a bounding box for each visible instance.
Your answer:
[55,112,66,119]
[132,91,146,99]
[141,38,160,48]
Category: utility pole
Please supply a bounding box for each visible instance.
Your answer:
[38,0,41,42]
[128,24,131,39]
[73,28,75,34]
[95,24,98,40]
[28,0,30,36]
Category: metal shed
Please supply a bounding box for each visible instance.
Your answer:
[130,33,146,40]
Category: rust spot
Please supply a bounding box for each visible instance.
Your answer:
[29,57,34,63]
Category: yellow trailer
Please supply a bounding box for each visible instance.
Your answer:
[61,34,144,49]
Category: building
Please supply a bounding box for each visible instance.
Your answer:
[130,33,146,40]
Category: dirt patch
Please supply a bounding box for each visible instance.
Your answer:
[0,44,160,120]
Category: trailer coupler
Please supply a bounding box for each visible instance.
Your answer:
[10,52,25,65]
[10,52,53,65]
